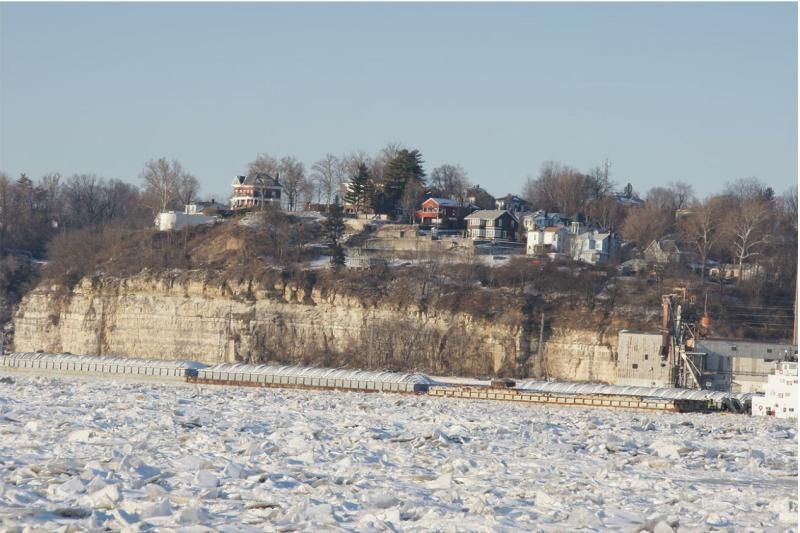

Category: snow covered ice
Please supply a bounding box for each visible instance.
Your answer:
[0,376,796,531]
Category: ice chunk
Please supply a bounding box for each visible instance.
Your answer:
[222,461,243,480]
[56,477,86,497]
[112,508,139,528]
[67,428,110,443]
[768,496,798,523]
[179,505,209,524]
[366,493,399,509]
[84,484,121,510]
[653,520,674,533]
[425,472,453,490]
[195,470,219,489]
[650,440,689,460]
[141,498,172,519]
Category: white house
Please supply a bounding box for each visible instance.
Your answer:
[527,226,569,256]
[155,205,216,231]
[570,230,613,265]
[521,210,585,234]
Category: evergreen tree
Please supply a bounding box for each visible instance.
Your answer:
[363,178,376,213]
[623,182,634,199]
[344,163,370,213]
[323,195,347,269]
[383,149,425,211]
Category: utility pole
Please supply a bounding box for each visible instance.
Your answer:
[537,312,546,379]
[794,281,798,347]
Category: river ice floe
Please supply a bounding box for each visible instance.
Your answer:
[0,376,796,531]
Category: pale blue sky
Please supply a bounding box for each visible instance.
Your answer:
[0,2,796,201]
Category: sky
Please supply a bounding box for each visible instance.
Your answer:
[0,2,797,201]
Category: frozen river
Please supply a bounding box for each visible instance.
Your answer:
[0,376,796,531]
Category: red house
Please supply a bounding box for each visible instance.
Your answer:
[415,198,467,228]
[230,174,283,211]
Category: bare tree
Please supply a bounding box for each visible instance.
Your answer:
[40,172,63,225]
[668,181,694,210]
[64,174,106,228]
[247,153,280,178]
[311,154,339,205]
[724,177,773,201]
[645,187,678,212]
[523,161,598,214]
[429,164,470,205]
[782,185,798,230]
[140,158,185,213]
[370,142,405,187]
[299,178,315,209]
[279,156,306,211]
[99,180,140,223]
[620,201,674,249]
[772,186,799,293]
[587,158,615,199]
[726,196,771,282]
[400,180,426,223]
[176,173,200,207]
[679,198,723,281]
[0,173,11,253]
[341,150,371,176]
[585,196,626,232]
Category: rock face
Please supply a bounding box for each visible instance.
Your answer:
[13,271,620,381]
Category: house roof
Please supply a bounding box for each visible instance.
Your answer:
[647,237,690,255]
[424,197,459,207]
[232,173,282,188]
[495,194,525,202]
[464,209,518,221]
[543,227,562,232]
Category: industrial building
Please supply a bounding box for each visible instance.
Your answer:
[616,331,797,394]
[692,339,798,393]
[616,331,674,388]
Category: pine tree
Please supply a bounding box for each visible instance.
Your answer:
[363,178,376,213]
[383,149,425,211]
[345,163,370,214]
[323,196,347,269]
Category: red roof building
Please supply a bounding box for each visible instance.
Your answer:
[415,198,468,228]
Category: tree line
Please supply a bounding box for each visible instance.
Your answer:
[246,143,471,219]
[1,150,795,293]
[520,160,796,293]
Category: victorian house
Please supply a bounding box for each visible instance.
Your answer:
[230,174,284,211]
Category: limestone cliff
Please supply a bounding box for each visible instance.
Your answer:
[13,271,623,381]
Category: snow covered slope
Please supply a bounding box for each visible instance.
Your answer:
[0,376,796,531]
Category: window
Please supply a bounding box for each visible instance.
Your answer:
[730,346,737,352]
[644,354,649,360]
[767,349,773,354]
[632,363,638,369]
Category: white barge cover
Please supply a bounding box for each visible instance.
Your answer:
[515,379,753,404]
[198,363,435,392]
[3,352,207,369]
[1,352,207,381]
